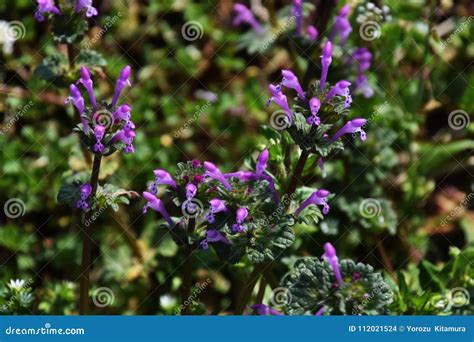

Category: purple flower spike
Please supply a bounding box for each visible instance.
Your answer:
[315,307,325,316]
[329,118,367,142]
[112,65,131,107]
[295,189,331,216]
[251,304,284,316]
[266,84,292,123]
[320,41,333,91]
[77,67,97,110]
[93,125,105,153]
[325,80,352,108]
[65,84,89,132]
[281,70,305,100]
[75,183,92,211]
[143,191,174,227]
[150,169,177,193]
[75,0,98,18]
[323,242,343,285]
[306,97,321,126]
[35,0,60,22]
[255,149,269,178]
[332,5,352,45]
[204,162,232,190]
[307,25,318,41]
[233,4,263,33]
[232,207,248,233]
[294,0,303,36]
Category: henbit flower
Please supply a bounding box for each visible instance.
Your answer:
[75,183,92,211]
[93,125,105,153]
[200,229,230,250]
[143,191,174,227]
[315,307,325,316]
[255,149,269,178]
[185,183,197,200]
[77,67,97,110]
[111,65,131,107]
[354,74,374,98]
[320,41,333,91]
[280,70,305,100]
[111,125,136,154]
[113,104,132,124]
[34,0,60,22]
[75,0,98,18]
[332,5,352,45]
[65,84,89,132]
[233,4,263,33]
[323,242,343,285]
[329,118,367,142]
[294,0,303,36]
[232,207,248,233]
[306,25,318,41]
[295,189,331,216]
[224,170,255,181]
[266,84,292,123]
[352,47,372,72]
[205,198,228,223]
[204,161,232,190]
[306,97,321,126]
[325,80,352,108]
[251,304,284,316]
[148,169,177,194]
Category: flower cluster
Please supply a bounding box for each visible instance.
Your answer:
[35,0,98,22]
[66,65,136,155]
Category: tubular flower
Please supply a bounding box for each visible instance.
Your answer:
[320,41,333,91]
[251,304,284,316]
[34,0,60,22]
[200,229,231,250]
[204,162,232,190]
[77,67,97,110]
[142,191,174,227]
[75,0,98,17]
[323,242,343,285]
[307,25,318,41]
[205,198,228,224]
[329,118,367,142]
[182,183,198,215]
[149,169,177,194]
[233,4,263,33]
[293,0,302,36]
[93,125,105,153]
[65,84,89,132]
[266,84,292,123]
[113,104,132,124]
[325,80,352,108]
[255,149,269,178]
[75,183,92,211]
[111,65,131,107]
[232,207,248,233]
[295,189,331,216]
[315,307,325,316]
[306,97,321,126]
[280,70,305,100]
[332,5,352,45]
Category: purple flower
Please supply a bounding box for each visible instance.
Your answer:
[205,198,228,223]
[233,4,263,33]
[323,242,342,285]
[306,97,321,126]
[329,118,367,142]
[352,48,374,98]
[148,169,177,194]
[113,104,132,123]
[204,161,232,190]
[75,183,92,211]
[266,84,292,123]
[255,149,269,178]
[307,25,318,40]
[331,5,352,45]
[192,159,201,168]
[143,191,174,227]
[320,41,332,91]
[280,70,305,100]
[111,65,131,107]
[354,75,374,98]
[65,84,89,132]
[93,125,105,153]
[325,80,352,108]
[77,67,97,110]
[251,304,284,316]
[315,307,325,316]
[295,189,331,216]
[232,207,248,233]
[75,0,98,18]
[111,125,136,154]
[224,171,255,181]
[34,0,60,22]
[294,0,302,36]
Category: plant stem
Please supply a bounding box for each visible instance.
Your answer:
[285,150,309,202]
[234,263,265,314]
[67,44,76,70]
[255,277,267,304]
[79,154,102,315]
[180,218,195,315]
